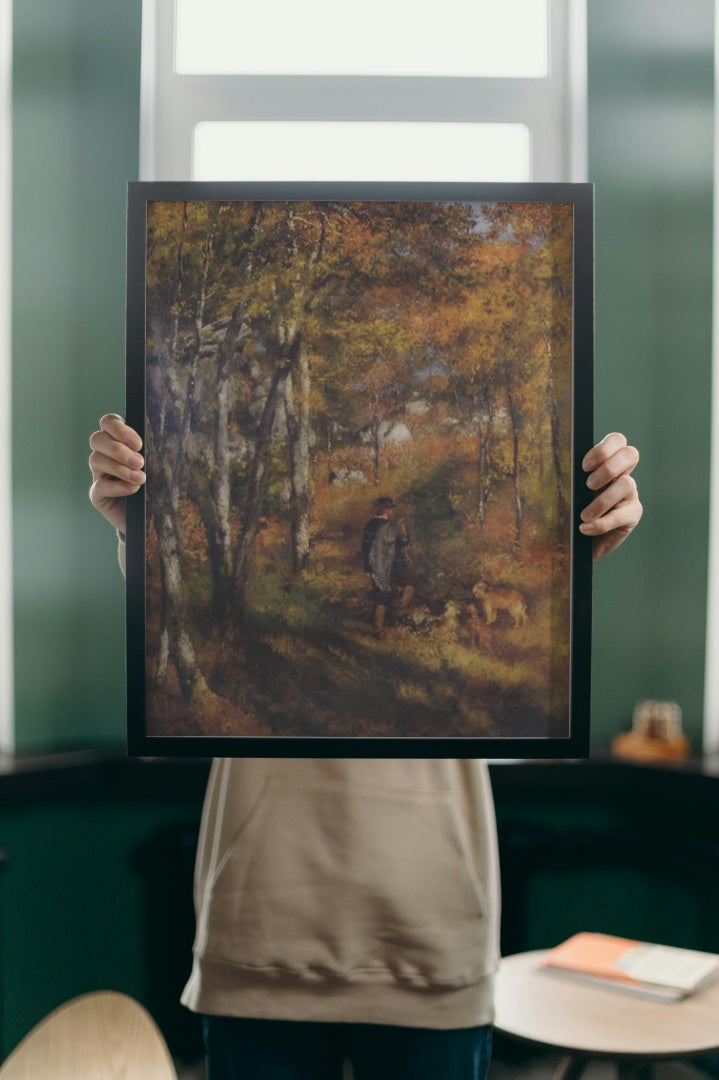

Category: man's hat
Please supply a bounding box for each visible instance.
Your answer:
[375,496,396,509]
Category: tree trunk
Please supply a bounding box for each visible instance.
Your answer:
[159,202,188,445]
[147,348,218,711]
[187,473,232,627]
[284,342,312,574]
[151,485,214,705]
[156,563,169,686]
[231,347,298,617]
[506,386,523,547]
[371,403,381,486]
[199,209,261,627]
[546,341,567,529]
[174,206,219,482]
[213,360,293,685]
[204,305,251,623]
[477,382,495,530]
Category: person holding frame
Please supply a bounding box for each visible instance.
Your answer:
[89,419,641,1080]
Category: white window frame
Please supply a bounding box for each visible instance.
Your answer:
[0,0,14,752]
[141,0,587,183]
[703,4,719,755]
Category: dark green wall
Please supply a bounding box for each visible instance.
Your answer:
[12,0,142,751]
[10,2,716,751]
[0,773,206,1058]
[587,0,714,749]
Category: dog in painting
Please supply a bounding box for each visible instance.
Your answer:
[471,581,528,628]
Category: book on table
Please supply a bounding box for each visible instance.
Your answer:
[539,932,719,1002]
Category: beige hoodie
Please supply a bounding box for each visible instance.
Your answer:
[180,756,501,1029]
[120,536,501,1029]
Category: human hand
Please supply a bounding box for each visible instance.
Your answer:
[88,414,145,536]
[580,432,642,560]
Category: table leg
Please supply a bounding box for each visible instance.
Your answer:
[546,1054,655,1080]
[617,1064,653,1080]
[550,1055,589,1080]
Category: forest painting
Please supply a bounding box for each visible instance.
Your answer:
[134,190,588,749]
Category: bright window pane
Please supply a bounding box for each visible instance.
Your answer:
[176,0,548,78]
[192,121,532,182]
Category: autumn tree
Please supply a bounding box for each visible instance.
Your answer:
[144,196,573,712]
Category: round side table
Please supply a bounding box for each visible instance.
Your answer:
[494,949,719,1080]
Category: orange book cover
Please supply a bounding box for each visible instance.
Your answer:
[541,933,641,984]
[540,932,719,1001]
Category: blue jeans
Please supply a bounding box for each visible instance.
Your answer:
[203,1016,493,1080]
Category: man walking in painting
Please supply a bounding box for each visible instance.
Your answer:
[361,496,416,638]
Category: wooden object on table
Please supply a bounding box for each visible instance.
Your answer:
[494,949,719,1079]
[0,991,177,1079]
[612,700,690,762]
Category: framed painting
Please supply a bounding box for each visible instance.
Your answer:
[126,181,593,757]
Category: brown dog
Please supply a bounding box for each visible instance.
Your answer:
[472,581,527,628]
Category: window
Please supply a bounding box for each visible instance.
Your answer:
[174,0,549,78]
[192,121,532,182]
[141,0,587,183]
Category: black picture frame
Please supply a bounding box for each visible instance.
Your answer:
[126,181,593,758]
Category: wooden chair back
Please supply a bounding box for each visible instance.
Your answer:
[0,991,178,1079]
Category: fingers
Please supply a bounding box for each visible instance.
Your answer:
[580,432,642,560]
[580,494,643,538]
[580,485,644,561]
[88,415,145,531]
[96,414,143,452]
[580,474,639,528]
[88,442,145,486]
[88,477,135,533]
[89,413,145,486]
[588,516,642,561]
[581,431,629,471]
[89,475,144,508]
[582,433,639,490]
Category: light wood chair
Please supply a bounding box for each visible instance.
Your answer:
[0,991,178,1079]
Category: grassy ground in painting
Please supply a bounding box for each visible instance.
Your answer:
[147,427,571,740]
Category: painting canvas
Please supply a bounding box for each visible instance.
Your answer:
[126,181,593,757]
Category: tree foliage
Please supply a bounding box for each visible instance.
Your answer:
[144,199,574,737]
